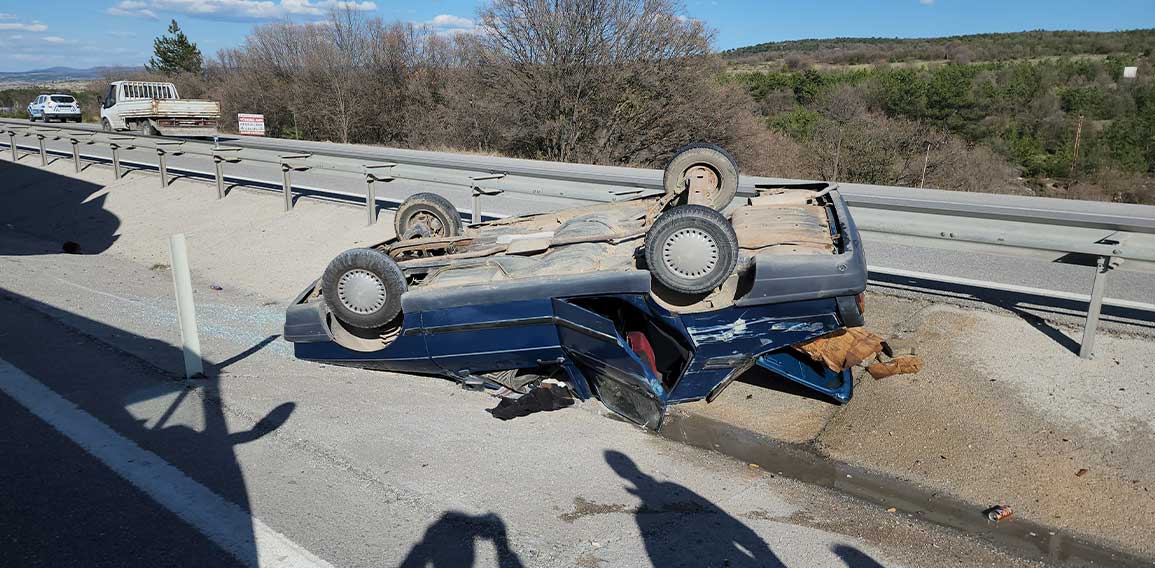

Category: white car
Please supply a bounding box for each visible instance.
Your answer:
[28,94,82,123]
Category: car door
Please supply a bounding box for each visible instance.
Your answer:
[756,350,852,403]
[30,96,43,117]
[553,299,666,429]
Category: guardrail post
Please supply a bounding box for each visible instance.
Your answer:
[37,133,47,166]
[1078,255,1113,359]
[110,143,122,179]
[469,173,506,225]
[278,154,312,213]
[471,187,505,225]
[281,164,293,211]
[363,164,397,226]
[211,147,241,200]
[8,131,16,161]
[105,136,135,180]
[366,177,376,224]
[70,139,81,172]
[152,141,184,188]
[157,148,168,187]
[214,156,225,198]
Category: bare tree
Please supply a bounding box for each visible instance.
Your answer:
[201,0,771,172]
[466,0,761,165]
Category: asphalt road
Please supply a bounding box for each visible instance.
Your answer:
[0,391,244,568]
[0,220,1042,567]
[4,119,1153,310]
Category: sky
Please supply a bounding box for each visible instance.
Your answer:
[0,0,1152,72]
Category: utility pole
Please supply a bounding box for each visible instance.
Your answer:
[1069,114,1084,180]
[920,140,932,188]
[832,128,843,182]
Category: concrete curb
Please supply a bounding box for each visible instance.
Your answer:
[659,408,1152,568]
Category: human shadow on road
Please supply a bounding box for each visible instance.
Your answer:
[399,511,524,568]
[831,544,886,567]
[605,450,785,568]
[0,160,120,256]
[0,289,294,567]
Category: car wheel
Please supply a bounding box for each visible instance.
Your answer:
[101,119,112,131]
[662,143,739,211]
[395,192,463,240]
[645,205,739,295]
[322,248,406,331]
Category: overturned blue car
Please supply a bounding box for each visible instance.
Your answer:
[284,144,871,429]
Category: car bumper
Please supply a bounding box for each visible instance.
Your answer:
[284,281,332,343]
[43,112,81,119]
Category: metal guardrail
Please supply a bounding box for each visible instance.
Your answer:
[3,119,1154,359]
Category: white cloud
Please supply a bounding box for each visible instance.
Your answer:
[919,0,935,4]
[0,13,16,19]
[429,14,472,28]
[0,21,49,32]
[108,30,137,37]
[108,1,159,19]
[424,14,475,36]
[41,36,78,44]
[106,0,377,21]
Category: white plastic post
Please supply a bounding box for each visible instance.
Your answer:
[169,234,204,378]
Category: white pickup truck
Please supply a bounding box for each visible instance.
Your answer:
[99,80,220,137]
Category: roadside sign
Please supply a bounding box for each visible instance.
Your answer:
[1123,66,1138,79]
[238,113,265,136]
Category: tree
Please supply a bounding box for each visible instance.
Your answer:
[147,20,204,76]
[464,0,763,166]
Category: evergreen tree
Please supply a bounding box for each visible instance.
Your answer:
[147,20,203,76]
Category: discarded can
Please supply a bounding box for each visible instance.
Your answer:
[210,284,223,291]
[986,505,1013,522]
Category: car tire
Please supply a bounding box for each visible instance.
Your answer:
[101,119,112,131]
[645,205,739,295]
[322,248,406,331]
[395,192,463,239]
[662,143,739,211]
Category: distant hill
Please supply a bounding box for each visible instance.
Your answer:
[723,29,1155,67]
[0,66,143,84]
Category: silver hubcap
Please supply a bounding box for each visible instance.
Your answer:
[662,228,718,278]
[337,269,386,314]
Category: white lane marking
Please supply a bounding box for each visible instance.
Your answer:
[0,358,333,568]
[54,277,141,304]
